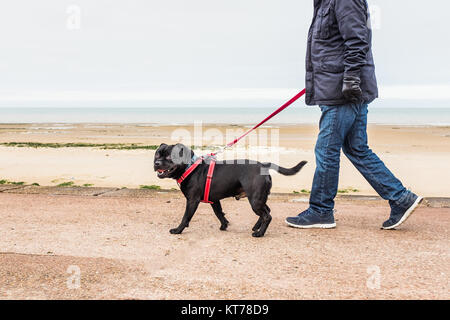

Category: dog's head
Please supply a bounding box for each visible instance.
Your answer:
[154,143,194,179]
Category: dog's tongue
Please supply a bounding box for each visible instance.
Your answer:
[157,169,165,173]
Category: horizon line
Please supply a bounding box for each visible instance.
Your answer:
[0,85,449,106]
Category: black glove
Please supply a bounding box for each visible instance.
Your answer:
[342,76,363,103]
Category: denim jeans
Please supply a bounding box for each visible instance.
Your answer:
[309,103,410,215]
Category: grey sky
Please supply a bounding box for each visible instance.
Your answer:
[0,0,449,107]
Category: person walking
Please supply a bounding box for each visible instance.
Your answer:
[286,0,422,229]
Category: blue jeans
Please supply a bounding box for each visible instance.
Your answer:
[309,103,409,215]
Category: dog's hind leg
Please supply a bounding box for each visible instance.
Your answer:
[170,199,200,234]
[211,201,229,231]
[252,217,263,231]
[245,175,272,237]
[257,204,272,236]
[249,198,272,237]
[252,204,273,231]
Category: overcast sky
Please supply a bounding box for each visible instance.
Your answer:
[0,0,449,107]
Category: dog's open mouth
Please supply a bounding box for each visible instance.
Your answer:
[156,167,175,177]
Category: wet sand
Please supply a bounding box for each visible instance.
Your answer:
[0,123,449,196]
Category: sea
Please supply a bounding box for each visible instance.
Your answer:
[0,107,449,126]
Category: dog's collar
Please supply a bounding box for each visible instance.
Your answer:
[186,155,199,170]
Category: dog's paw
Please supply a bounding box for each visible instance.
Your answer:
[219,219,229,231]
[252,231,265,238]
[169,228,182,234]
[220,223,228,231]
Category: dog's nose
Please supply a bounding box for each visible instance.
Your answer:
[154,160,162,166]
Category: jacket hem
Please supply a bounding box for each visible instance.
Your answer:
[305,96,378,106]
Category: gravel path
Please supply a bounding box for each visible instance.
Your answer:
[0,189,448,299]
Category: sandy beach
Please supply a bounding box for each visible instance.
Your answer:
[0,123,449,197]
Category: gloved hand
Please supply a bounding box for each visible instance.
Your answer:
[342,76,363,103]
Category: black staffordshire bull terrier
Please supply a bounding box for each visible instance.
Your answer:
[154,143,307,237]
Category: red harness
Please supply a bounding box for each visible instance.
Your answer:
[176,156,216,204]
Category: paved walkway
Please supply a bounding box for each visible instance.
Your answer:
[0,186,449,299]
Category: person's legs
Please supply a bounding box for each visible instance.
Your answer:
[342,104,406,201]
[342,104,422,229]
[286,104,358,228]
[309,104,359,214]
[287,103,422,229]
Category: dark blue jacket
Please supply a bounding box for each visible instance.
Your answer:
[305,0,378,106]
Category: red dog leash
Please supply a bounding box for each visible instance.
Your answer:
[215,88,306,155]
[177,89,306,203]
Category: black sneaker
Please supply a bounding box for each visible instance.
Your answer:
[382,193,423,230]
[286,209,336,229]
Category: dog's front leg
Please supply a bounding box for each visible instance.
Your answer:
[170,200,200,234]
[211,201,229,231]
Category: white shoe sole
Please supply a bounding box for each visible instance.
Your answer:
[285,220,336,229]
[382,196,423,230]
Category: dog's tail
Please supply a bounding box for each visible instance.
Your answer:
[262,160,307,176]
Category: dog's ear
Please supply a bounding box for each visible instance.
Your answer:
[174,143,187,157]
[172,143,191,164]
[176,144,195,159]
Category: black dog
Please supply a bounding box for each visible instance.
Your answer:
[154,143,307,237]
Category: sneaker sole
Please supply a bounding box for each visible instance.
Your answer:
[285,220,336,229]
[382,196,423,230]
